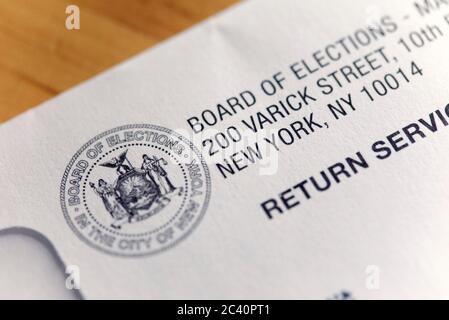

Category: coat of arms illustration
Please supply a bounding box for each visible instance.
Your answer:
[89,150,181,229]
[61,124,210,256]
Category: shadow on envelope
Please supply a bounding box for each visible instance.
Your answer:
[0,227,83,300]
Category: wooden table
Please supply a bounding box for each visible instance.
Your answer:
[0,0,238,123]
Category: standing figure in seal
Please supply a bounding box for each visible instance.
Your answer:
[90,179,129,228]
[142,154,176,195]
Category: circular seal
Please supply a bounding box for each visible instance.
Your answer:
[60,124,211,256]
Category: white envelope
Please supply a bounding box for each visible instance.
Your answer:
[1,0,449,299]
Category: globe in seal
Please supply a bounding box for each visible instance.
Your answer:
[60,124,211,256]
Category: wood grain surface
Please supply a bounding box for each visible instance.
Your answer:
[0,0,239,123]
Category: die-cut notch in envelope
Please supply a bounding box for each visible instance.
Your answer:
[1,0,449,299]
